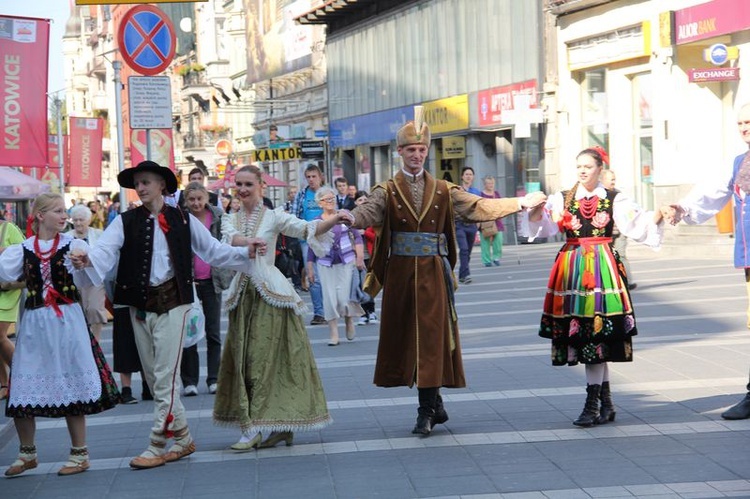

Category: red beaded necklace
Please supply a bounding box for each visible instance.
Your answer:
[578,196,599,220]
[33,233,60,261]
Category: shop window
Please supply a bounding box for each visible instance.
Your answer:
[580,68,609,150]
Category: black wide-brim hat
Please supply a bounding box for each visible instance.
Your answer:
[118,161,178,194]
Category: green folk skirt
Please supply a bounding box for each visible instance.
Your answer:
[213,280,332,434]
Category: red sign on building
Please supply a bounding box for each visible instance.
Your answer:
[477,80,538,127]
[675,0,750,45]
[688,67,740,82]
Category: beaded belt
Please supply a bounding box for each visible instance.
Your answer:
[391,232,448,257]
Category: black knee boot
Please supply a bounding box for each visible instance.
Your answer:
[412,388,438,436]
[573,384,601,427]
[433,393,449,426]
[597,381,616,424]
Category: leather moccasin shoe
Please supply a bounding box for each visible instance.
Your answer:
[163,441,196,463]
[5,457,37,477]
[58,460,90,476]
[129,454,166,469]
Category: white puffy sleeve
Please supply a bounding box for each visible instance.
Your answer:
[526,192,563,241]
[678,161,734,224]
[274,208,333,258]
[612,192,663,249]
[66,238,97,288]
[0,243,24,282]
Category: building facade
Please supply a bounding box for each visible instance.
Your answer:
[547,0,750,239]
[299,0,547,241]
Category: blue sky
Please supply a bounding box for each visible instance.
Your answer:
[3,1,71,96]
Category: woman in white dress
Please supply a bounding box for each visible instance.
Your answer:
[2,193,119,477]
[66,204,108,341]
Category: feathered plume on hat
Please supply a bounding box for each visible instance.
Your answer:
[397,105,431,146]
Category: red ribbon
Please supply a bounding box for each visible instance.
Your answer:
[44,287,73,318]
[157,213,170,234]
[25,214,35,238]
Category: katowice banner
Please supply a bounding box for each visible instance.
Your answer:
[0,16,50,167]
[68,117,103,187]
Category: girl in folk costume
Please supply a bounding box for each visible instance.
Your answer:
[527,148,664,427]
[2,193,119,477]
[213,165,347,450]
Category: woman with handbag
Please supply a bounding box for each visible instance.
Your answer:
[479,176,505,267]
[213,165,347,451]
[0,217,24,402]
[180,182,226,396]
[307,186,365,346]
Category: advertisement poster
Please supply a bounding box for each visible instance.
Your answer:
[68,117,103,187]
[0,16,50,167]
[244,0,323,84]
[130,129,176,171]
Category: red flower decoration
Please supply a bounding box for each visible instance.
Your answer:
[557,211,572,232]
[591,211,611,229]
[157,213,170,234]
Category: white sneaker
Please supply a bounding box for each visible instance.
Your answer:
[183,385,198,397]
[208,383,217,395]
[368,313,379,324]
[357,315,368,325]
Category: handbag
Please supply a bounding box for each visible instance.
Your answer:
[182,287,206,349]
[0,222,24,291]
[274,234,301,278]
[480,220,499,238]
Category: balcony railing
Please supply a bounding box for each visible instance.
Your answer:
[182,71,207,88]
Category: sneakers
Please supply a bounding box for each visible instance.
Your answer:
[492,260,501,266]
[183,385,198,397]
[120,386,138,405]
[368,313,379,324]
[208,383,217,395]
[458,276,472,284]
[357,315,368,326]
[310,315,326,325]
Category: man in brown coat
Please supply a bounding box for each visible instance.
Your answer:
[347,107,546,435]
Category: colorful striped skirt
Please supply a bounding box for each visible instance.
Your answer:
[539,238,637,366]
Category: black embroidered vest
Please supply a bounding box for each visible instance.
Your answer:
[23,242,81,310]
[114,206,194,310]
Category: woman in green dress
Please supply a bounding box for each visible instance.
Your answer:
[0,218,24,401]
[213,165,346,450]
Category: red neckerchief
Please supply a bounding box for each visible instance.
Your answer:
[142,206,170,234]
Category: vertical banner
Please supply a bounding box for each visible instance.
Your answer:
[130,129,176,171]
[0,16,50,167]
[68,117,103,187]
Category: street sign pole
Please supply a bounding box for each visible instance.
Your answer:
[146,129,151,161]
[113,60,127,212]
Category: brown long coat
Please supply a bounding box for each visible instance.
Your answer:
[352,170,522,388]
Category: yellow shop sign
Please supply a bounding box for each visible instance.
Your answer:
[442,136,466,159]
[252,147,303,162]
[422,95,469,134]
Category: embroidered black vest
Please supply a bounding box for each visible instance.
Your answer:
[114,206,194,310]
[23,242,81,310]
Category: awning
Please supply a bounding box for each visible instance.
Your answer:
[0,167,51,200]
